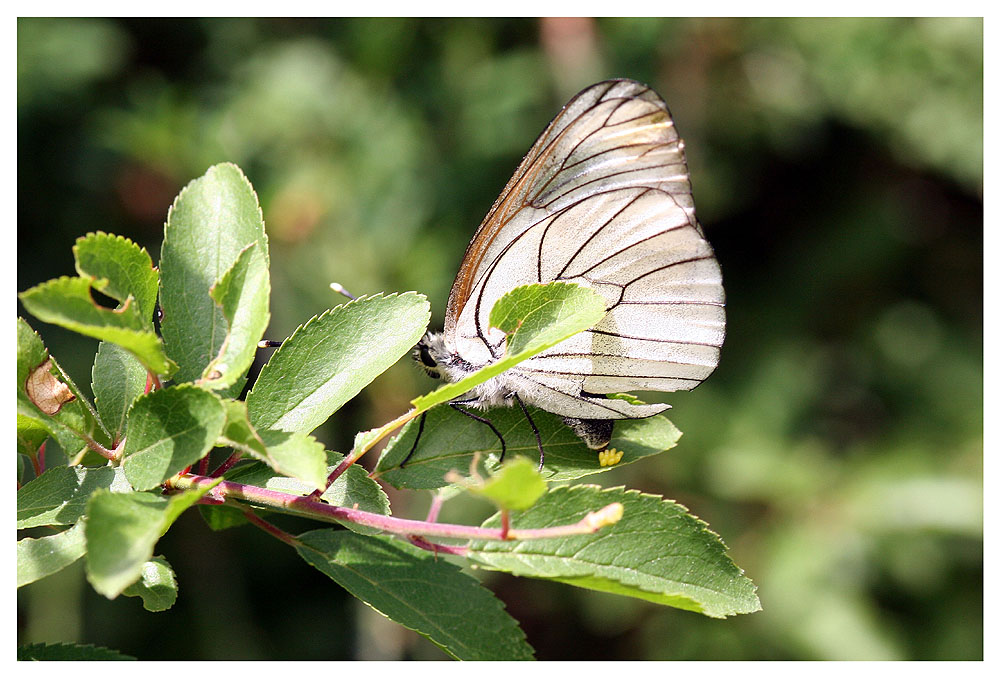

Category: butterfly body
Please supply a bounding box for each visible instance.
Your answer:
[414,79,725,458]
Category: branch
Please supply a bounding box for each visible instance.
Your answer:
[171,473,623,543]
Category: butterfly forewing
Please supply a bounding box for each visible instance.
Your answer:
[445,79,724,420]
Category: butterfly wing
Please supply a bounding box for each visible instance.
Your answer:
[446,79,724,420]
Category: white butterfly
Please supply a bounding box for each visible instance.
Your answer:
[413,79,725,462]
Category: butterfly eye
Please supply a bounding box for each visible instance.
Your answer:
[415,342,441,378]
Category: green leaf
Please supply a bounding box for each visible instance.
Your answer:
[375,403,681,490]
[122,555,178,611]
[491,281,608,356]
[92,341,148,443]
[18,277,175,376]
[246,292,430,433]
[17,521,86,588]
[467,485,761,618]
[17,642,135,661]
[17,465,120,528]
[296,530,534,660]
[17,414,50,458]
[121,385,227,491]
[84,479,221,598]
[73,231,159,323]
[411,283,605,412]
[219,400,327,490]
[17,317,109,456]
[201,242,270,390]
[467,457,547,511]
[159,163,268,390]
[198,504,249,531]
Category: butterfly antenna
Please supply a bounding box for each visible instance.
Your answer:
[450,403,507,462]
[399,411,428,468]
[513,394,544,470]
[330,282,357,300]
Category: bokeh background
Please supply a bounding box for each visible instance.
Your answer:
[17,17,982,660]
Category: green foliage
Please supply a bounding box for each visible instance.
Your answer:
[17,522,87,588]
[469,485,760,618]
[17,160,757,661]
[466,457,547,511]
[246,292,431,433]
[296,530,535,660]
[122,556,178,612]
[121,385,227,491]
[159,162,268,390]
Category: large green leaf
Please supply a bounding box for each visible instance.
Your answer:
[201,242,270,390]
[121,385,226,491]
[375,403,681,489]
[17,466,123,529]
[467,485,762,618]
[84,480,221,598]
[247,292,430,433]
[92,341,148,444]
[17,522,86,588]
[296,530,534,660]
[159,162,268,389]
[73,231,159,323]
[18,277,175,376]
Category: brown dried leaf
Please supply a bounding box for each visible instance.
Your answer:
[26,359,76,415]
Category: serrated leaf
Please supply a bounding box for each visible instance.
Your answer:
[84,479,220,598]
[296,530,534,660]
[17,318,109,455]
[201,242,270,390]
[375,402,681,490]
[159,163,268,391]
[218,400,327,490]
[74,231,159,323]
[92,341,148,443]
[121,385,226,491]
[411,283,605,412]
[246,292,430,434]
[18,278,175,376]
[122,555,178,611]
[467,485,761,618]
[17,642,135,661]
[17,521,86,588]
[17,466,119,528]
[468,457,547,511]
[491,281,607,356]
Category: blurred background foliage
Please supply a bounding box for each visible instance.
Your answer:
[17,17,982,660]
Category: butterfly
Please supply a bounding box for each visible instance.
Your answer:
[410,79,725,468]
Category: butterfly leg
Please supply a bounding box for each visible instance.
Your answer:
[513,394,545,470]
[398,411,429,468]
[450,403,507,462]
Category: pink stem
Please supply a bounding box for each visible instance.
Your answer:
[172,474,622,543]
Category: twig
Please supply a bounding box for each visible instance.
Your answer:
[172,473,623,543]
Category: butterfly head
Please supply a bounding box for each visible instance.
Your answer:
[413,331,477,384]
